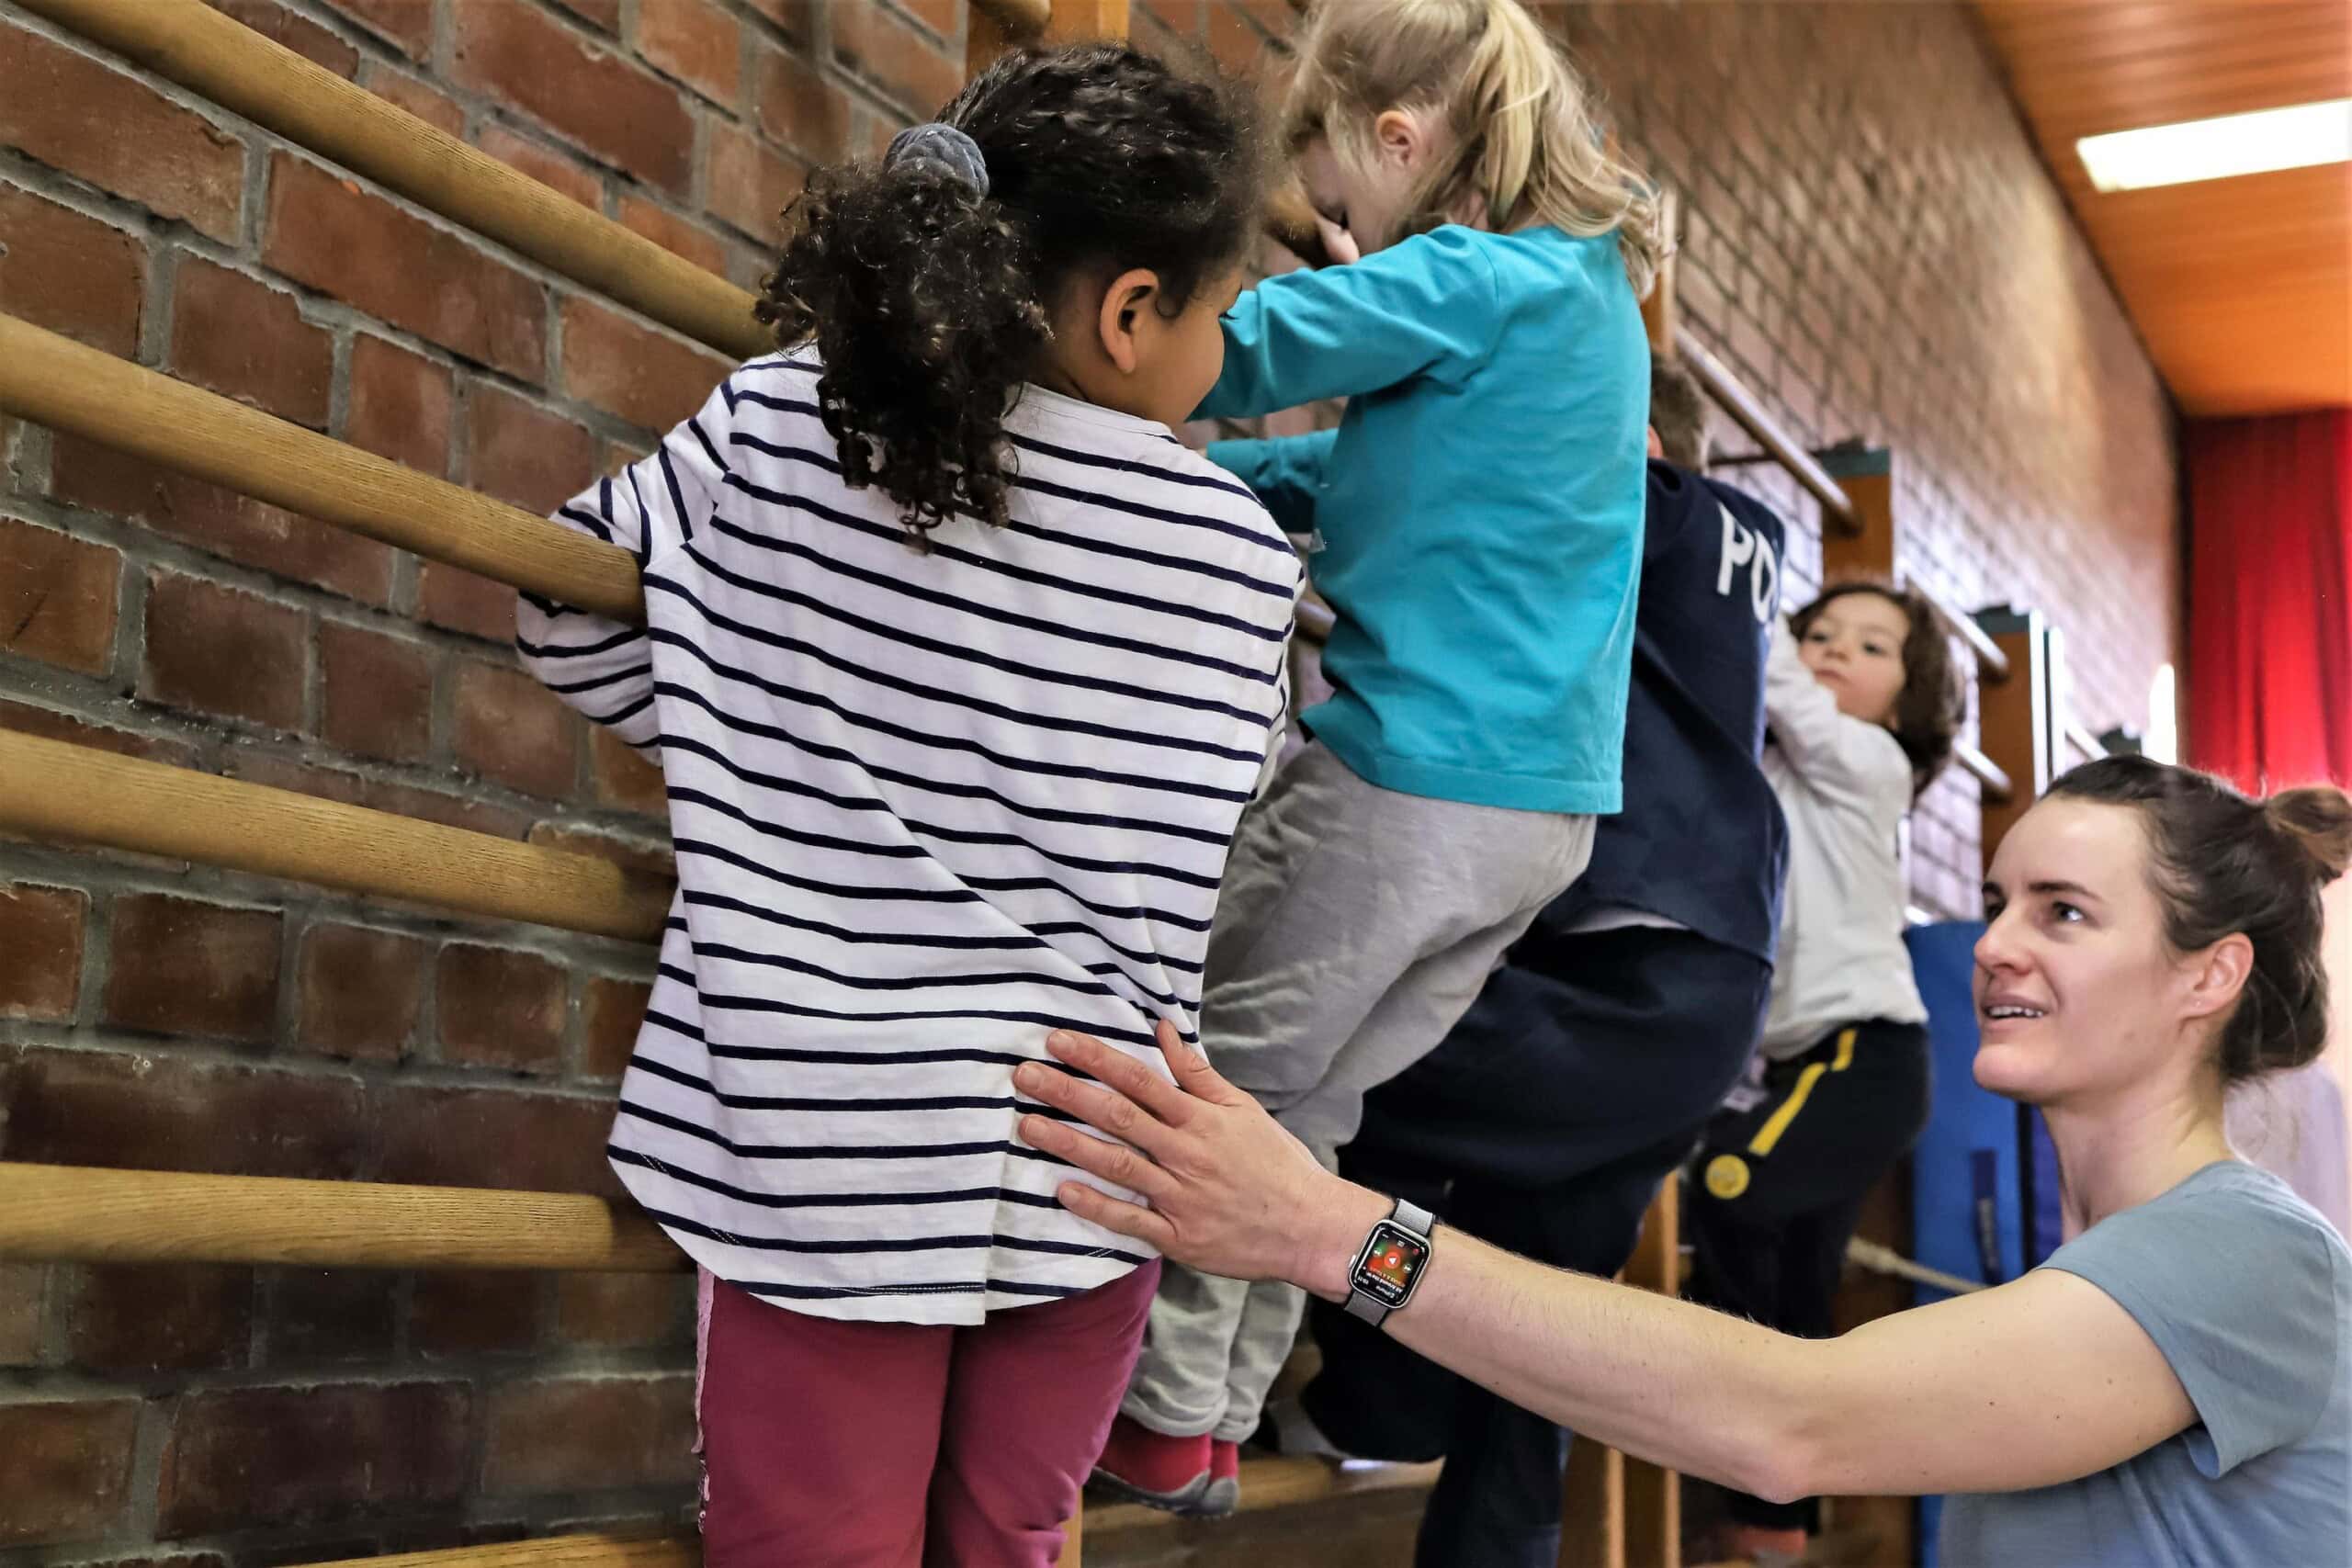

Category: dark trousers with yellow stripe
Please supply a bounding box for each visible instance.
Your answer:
[1684,1017,1932,1533]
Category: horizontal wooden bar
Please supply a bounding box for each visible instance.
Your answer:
[0,1163,684,1271]
[0,731,673,942]
[1953,738,2015,804]
[22,0,771,360]
[0,314,642,621]
[1675,326,1859,534]
[306,1536,695,1568]
[2064,721,2109,762]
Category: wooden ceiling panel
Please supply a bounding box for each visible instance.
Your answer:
[1975,0,2352,415]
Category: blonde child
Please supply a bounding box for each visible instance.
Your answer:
[519,46,1296,1567]
[1097,0,1662,1514]
[1684,581,1963,1563]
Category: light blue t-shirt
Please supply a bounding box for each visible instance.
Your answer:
[1200,223,1648,815]
[1939,1162,2352,1567]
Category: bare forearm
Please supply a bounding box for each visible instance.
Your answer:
[1297,1184,1815,1497]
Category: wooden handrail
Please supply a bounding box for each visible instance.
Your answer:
[19,0,770,360]
[1674,327,1857,534]
[1953,738,2014,803]
[0,1163,683,1271]
[2064,721,2108,763]
[305,1538,695,1568]
[1911,578,2012,683]
[975,0,1055,32]
[0,314,641,620]
[0,731,673,942]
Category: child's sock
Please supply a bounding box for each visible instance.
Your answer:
[1201,1438,1243,1515]
[1090,1414,1219,1515]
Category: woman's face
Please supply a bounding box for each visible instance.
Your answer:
[1973,798,2211,1107]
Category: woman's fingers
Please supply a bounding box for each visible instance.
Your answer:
[1017,1109,1179,1206]
[1150,1019,1248,1108]
[1038,1029,1201,1129]
[1054,1180,1177,1251]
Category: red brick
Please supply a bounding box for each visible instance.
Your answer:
[0,1045,368,1179]
[466,384,599,512]
[753,40,852,163]
[268,1267,397,1362]
[206,0,361,75]
[482,1374,695,1493]
[102,893,284,1043]
[170,256,334,426]
[327,0,433,58]
[411,1269,542,1356]
[0,700,200,768]
[0,21,245,243]
[0,884,86,1021]
[318,620,434,761]
[416,561,518,643]
[579,975,650,1078]
[616,195,730,275]
[555,1271,686,1347]
[552,0,622,29]
[345,333,455,475]
[361,777,535,840]
[451,0,694,195]
[528,822,674,882]
[0,1399,139,1547]
[436,942,566,1073]
[591,726,670,815]
[157,1382,473,1536]
[831,1,963,118]
[365,63,467,136]
[453,657,581,798]
[265,152,548,381]
[0,186,147,357]
[639,0,741,107]
[297,922,427,1062]
[560,296,731,433]
[898,0,962,39]
[51,435,396,607]
[0,518,118,677]
[704,119,807,243]
[69,1265,252,1373]
[372,1082,619,1194]
[139,571,310,732]
[743,0,814,43]
[477,122,602,210]
[0,1262,44,1364]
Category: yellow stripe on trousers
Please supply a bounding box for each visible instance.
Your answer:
[1747,1026,1859,1157]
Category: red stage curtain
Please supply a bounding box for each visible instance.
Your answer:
[2187,409,2352,792]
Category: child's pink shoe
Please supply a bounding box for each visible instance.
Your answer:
[1089,1415,1218,1515]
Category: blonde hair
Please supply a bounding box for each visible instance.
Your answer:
[1286,0,1663,294]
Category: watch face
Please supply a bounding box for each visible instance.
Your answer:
[1352,1220,1430,1307]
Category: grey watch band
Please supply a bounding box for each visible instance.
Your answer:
[1343,1199,1436,1326]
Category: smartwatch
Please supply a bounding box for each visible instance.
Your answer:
[1343,1198,1436,1326]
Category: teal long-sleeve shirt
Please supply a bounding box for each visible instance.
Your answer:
[1202,223,1648,814]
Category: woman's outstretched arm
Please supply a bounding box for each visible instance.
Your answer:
[1013,1026,2194,1501]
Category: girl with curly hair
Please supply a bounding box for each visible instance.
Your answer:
[1683,578,1964,1563]
[516,44,1289,1567]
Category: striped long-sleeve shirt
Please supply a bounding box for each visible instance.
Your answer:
[518,354,1301,1324]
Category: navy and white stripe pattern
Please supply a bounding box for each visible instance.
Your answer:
[520,355,1300,1324]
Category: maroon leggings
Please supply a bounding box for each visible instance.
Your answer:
[696,1262,1159,1568]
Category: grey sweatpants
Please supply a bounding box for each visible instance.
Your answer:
[1122,743,1596,1442]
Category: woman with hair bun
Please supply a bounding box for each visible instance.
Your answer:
[1018,756,2352,1566]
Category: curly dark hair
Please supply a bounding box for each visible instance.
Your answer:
[755,44,1264,547]
[2047,757,2351,1084]
[1790,579,1963,799]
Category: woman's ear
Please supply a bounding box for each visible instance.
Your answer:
[2181,931,2256,1023]
[1095,266,1162,376]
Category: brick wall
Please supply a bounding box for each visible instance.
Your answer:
[0,0,2172,1561]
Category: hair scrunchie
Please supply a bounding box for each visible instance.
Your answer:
[885,122,989,197]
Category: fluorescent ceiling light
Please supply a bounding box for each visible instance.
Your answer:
[2075,97,2352,192]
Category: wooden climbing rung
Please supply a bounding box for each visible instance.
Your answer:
[301,1535,696,1568]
